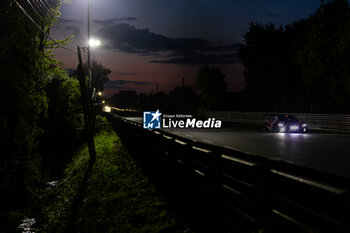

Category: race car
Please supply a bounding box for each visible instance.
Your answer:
[263,114,308,133]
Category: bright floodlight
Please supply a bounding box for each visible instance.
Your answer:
[89,38,101,47]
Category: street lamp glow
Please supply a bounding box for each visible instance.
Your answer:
[98,91,102,96]
[89,38,101,47]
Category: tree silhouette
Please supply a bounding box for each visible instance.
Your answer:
[86,61,111,92]
[169,85,199,113]
[238,0,350,113]
[196,66,227,109]
[111,90,138,109]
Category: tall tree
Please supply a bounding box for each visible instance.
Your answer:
[196,66,227,109]
[169,85,199,113]
[295,0,350,112]
[87,61,111,92]
[111,90,138,109]
[238,0,350,113]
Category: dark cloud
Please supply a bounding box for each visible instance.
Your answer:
[104,79,150,91]
[117,72,137,76]
[120,17,137,21]
[151,52,239,65]
[100,44,113,50]
[98,23,211,52]
[98,23,236,51]
[208,44,240,51]
[97,23,240,64]
[94,17,137,26]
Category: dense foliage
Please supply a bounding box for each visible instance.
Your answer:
[42,72,83,177]
[195,66,227,109]
[238,0,350,113]
[90,61,111,92]
[110,85,202,114]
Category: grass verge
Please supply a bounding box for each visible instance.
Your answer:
[38,125,192,233]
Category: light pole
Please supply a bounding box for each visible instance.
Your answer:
[88,38,101,100]
[87,0,90,72]
[86,0,101,100]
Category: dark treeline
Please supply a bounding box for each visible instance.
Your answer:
[110,87,201,115]
[238,0,350,113]
[109,66,233,114]
[108,65,253,114]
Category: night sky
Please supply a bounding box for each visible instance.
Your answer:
[51,0,321,96]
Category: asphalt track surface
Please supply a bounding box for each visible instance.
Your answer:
[123,116,350,179]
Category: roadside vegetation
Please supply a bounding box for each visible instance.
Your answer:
[0,1,80,230]
[38,121,191,233]
[1,1,191,232]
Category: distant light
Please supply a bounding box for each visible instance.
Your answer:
[302,123,307,127]
[102,100,105,104]
[278,123,284,127]
[98,91,102,96]
[89,38,101,47]
[103,105,111,112]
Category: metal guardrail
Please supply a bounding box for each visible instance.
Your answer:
[206,111,350,133]
[106,113,350,233]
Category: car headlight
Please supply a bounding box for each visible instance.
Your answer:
[290,125,299,130]
[302,123,307,127]
[278,123,284,127]
[103,105,111,112]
